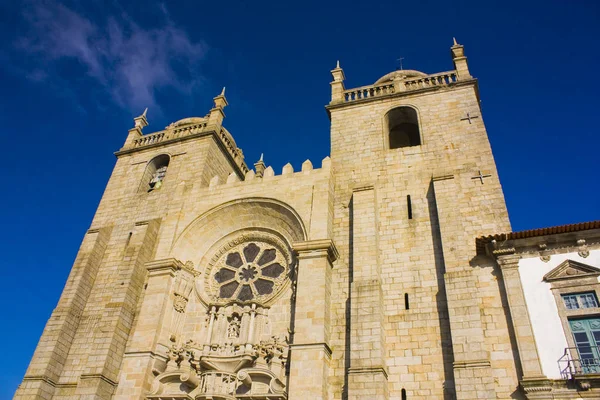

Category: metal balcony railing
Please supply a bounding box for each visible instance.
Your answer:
[558,346,600,379]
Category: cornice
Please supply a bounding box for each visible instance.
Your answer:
[114,130,246,179]
[325,78,478,112]
[292,239,339,263]
[146,258,185,277]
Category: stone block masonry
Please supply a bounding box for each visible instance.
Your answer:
[17,40,523,400]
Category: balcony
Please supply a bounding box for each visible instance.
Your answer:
[558,346,600,379]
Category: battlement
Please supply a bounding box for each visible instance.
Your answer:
[207,156,331,191]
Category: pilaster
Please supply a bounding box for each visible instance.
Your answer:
[114,258,195,399]
[347,186,389,400]
[74,220,161,399]
[288,239,338,400]
[496,253,545,383]
[432,176,495,399]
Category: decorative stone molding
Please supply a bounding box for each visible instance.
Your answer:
[347,366,388,379]
[292,239,339,264]
[543,259,600,282]
[453,359,491,369]
[492,247,516,256]
[146,258,185,277]
[578,239,590,258]
[496,254,521,269]
[173,294,188,313]
[148,335,289,400]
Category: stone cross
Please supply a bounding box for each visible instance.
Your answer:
[460,112,479,124]
[471,170,492,184]
[397,57,405,70]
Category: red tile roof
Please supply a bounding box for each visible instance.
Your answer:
[476,220,600,251]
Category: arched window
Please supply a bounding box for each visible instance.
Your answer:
[141,154,170,192]
[385,107,421,149]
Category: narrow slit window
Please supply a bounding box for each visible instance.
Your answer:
[407,195,413,219]
[405,293,410,310]
[402,388,407,400]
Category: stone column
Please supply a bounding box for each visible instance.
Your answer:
[15,226,112,400]
[444,270,495,399]
[496,253,549,395]
[288,239,338,400]
[114,258,194,399]
[347,186,389,400]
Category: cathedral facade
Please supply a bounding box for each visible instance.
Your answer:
[16,41,600,399]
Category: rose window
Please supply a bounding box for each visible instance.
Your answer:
[212,241,288,303]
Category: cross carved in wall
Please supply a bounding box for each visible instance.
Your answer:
[460,112,480,124]
[471,170,492,185]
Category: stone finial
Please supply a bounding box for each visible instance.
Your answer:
[213,88,228,109]
[331,61,345,82]
[330,60,346,104]
[254,153,266,178]
[321,156,331,169]
[133,108,149,129]
[208,88,228,127]
[282,163,294,175]
[301,159,313,173]
[453,37,458,46]
[451,38,471,80]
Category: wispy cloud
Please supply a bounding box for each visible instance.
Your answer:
[16,1,206,112]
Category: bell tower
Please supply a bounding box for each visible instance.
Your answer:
[326,40,516,399]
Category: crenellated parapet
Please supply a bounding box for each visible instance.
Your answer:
[208,156,331,190]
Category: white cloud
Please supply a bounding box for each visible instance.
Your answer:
[17,1,206,112]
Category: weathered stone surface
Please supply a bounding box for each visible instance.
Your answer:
[16,42,523,400]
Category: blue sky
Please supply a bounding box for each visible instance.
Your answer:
[1,0,598,395]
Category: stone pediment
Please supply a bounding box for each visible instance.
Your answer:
[543,259,600,282]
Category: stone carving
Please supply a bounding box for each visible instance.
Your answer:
[173,293,188,313]
[227,315,241,338]
[579,249,590,258]
[201,232,293,306]
[148,334,288,400]
[578,239,590,258]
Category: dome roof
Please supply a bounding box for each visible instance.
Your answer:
[165,116,207,129]
[374,70,427,85]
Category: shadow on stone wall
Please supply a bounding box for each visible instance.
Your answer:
[427,182,456,400]
[342,198,354,400]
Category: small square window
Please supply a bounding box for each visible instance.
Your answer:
[562,292,599,310]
